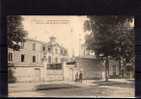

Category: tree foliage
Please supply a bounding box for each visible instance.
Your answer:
[7,16,27,50]
[84,16,134,80]
[84,16,134,62]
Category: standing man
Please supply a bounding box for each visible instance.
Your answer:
[75,72,79,82]
[79,71,83,83]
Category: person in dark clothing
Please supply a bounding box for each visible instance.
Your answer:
[75,72,79,82]
[79,71,83,83]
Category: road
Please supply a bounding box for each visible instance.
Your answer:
[9,80,135,98]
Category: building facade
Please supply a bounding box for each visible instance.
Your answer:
[81,43,121,79]
[70,43,105,80]
[42,37,68,81]
[8,37,68,82]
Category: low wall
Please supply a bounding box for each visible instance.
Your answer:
[45,70,64,81]
[78,57,104,80]
[8,66,44,83]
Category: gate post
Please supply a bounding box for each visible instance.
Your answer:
[42,56,47,83]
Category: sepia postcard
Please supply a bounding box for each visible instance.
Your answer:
[8,15,135,98]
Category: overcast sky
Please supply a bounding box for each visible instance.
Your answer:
[22,16,134,57]
[22,16,89,57]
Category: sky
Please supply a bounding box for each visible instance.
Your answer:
[22,16,134,57]
[22,16,89,57]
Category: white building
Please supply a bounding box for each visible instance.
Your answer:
[8,37,68,83]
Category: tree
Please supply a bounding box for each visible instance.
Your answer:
[84,16,134,81]
[7,16,27,50]
[113,26,135,78]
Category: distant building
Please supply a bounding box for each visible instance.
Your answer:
[74,43,104,80]
[109,59,135,79]
[81,43,134,79]
[8,37,68,82]
[80,43,121,79]
[81,43,96,57]
[108,59,120,78]
[42,37,68,81]
[44,37,68,65]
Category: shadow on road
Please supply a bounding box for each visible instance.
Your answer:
[35,83,81,91]
[91,81,134,88]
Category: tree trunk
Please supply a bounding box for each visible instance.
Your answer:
[105,56,109,81]
[122,60,126,78]
[118,58,121,78]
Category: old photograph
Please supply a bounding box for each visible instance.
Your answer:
[8,16,135,97]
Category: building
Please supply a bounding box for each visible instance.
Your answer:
[8,37,68,83]
[42,37,68,81]
[108,59,120,78]
[43,37,68,64]
[76,44,104,79]
[80,43,121,79]
[108,59,135,79]
[80,43,95,57]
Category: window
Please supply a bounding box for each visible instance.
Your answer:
[21,54,25,62]
[43,46,45,51]
[48,56,51,64]
[8,53,13,61]
[33,56,36,63]
[48,47,51,52]
[61,49,64,54]
[32,43,36,50]
[21,42,24,49]
[55,57,58,63]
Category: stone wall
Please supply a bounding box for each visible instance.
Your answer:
[9,67,44,82]
[45,70,64,81]
[63,64,79,81]
[78,58,104,80]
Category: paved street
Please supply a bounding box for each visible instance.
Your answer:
[9,80,135,98]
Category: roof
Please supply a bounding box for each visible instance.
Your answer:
[25,38,67,50]
[25,38,47,44]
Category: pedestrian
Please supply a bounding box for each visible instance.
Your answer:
[79,71,83,83]
[75,72,78,82]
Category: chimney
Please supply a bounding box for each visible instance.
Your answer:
[50,36,56,42]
